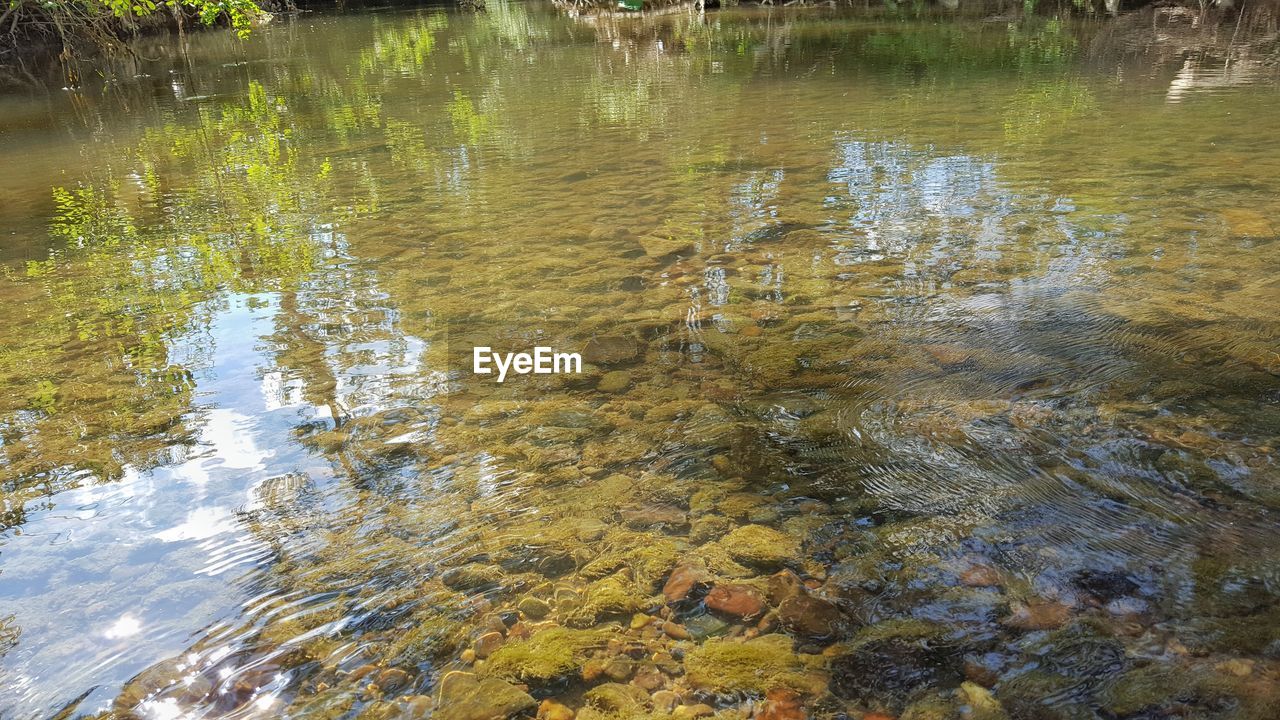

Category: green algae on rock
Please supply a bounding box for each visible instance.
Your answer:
[434,671,536,720]
[722,524,802,569]
[481,627,608,685]
[684,634,828,697]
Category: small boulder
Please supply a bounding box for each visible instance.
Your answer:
[767,569,804,604]
[442,563,505,592]
[518,596,551,620]
[759,687,806,720]
[651,690,680,713]
[777,592,846,642]
[474,632,505,659]
[705,583,767,619]
[583,336,643,365]
[620,504,688,531]
[538,699,575,720]
[1003,600,1072,631]
[585,682,650,713]
[723,525,800,569]
[596,371,633,393]
[435,672,535,720]
[663,561,710,603]
[375,667,412,694]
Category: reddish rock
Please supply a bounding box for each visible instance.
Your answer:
[538,699,575,720]
[705,584,767,619]
[663,562,709,603]
[959,564,1002,588]
[760,688,806,720]
[1004,600,1072,630]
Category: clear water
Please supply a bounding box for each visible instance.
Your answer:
[0,3,1278,718]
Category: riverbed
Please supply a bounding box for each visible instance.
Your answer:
[0,3,1278,719]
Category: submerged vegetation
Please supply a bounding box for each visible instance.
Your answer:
[0,1,1279,720]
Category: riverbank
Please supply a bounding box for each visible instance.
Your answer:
[3,0,1277,88]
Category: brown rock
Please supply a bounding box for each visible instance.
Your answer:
[474,631,505,659]
[604,656,634,682]
[651,690,680,713]
[583,336,643,365]
[581,658,608,683]
[1004,600,1072,630]
[662,621,692,640]
[621,504,688,530]
[767,569,804,604]
[760,687,806,720]
[663,562,709,603]
[375,667,412,694]
[923,344,973,367]
[959,564,1002,588]
[705,584,767,619]
[435,671,536,720]
[777,593,845,641]
[632,667,665,691]
[538,699,575,720]
[404,695,434,718]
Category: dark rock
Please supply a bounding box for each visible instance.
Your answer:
[1072,569,1138,603]
[830,634,963,711]
[777,592,847,642]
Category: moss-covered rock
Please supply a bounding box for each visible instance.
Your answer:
[722,524,801,569]
[441,563,505,592]
[684,634,827,697]
[585,682,651,713]
[481,627,607,684]
[561,571,658,628]
[434,671,536,720]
